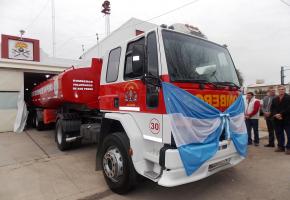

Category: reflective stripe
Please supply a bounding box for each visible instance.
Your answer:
[143,135,162,143]
[119,106,140,111]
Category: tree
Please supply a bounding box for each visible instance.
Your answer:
[236,68,244,86]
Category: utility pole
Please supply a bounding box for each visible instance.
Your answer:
[51,0,56,57]
[281,66,285,85]
[281,66,290,85]
[101,1,111,36]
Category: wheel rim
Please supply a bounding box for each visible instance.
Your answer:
[57,125,62,145]
[103,146,124,183]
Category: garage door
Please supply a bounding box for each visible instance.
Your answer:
[0,69,23,132]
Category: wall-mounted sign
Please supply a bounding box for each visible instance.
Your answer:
[8,40,34,61]
[1,34,40,62]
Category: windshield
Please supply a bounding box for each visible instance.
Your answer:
[162,30,240,86]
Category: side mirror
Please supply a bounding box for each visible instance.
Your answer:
[142,74,162,87]
[132,44,145,76]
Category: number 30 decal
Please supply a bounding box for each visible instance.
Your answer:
[149,118,160,134]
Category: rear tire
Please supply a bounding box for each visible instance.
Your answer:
[31,114,36,128]
[35,114,44,131]
[101,132,137,194]
[55,119,69,151]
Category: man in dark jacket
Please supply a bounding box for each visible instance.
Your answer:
[270,85,290,154]
[262,86,276,147]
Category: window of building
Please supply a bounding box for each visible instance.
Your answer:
[0,92,18,109]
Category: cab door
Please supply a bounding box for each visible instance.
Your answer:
[120,31,164,142]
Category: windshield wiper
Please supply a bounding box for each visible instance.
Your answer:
[173,79,219,88]
[213,81,240,88]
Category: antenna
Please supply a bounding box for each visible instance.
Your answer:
[79,44,85,59]
[101,1,111,36]
[82,44,85,54]
[96,33,100,57]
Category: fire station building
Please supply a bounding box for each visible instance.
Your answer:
[0,35,81,132]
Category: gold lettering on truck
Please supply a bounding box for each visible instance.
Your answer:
[195,94,237,108]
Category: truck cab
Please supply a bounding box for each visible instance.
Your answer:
[97,25,244,193]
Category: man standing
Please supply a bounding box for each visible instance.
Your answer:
[270,85,290,154]
[245,92,261,146]
[262,87,276,147]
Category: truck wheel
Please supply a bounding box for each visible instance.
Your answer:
[35,114,44,131]
[55,119,69,151]
[31,114,36,128]
[101,132,137,194]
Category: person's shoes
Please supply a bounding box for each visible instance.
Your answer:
[254,143,259,146]
[248,142,253,145]
[275,148,285,152]
[285,149,290,155]
[264,144,275,147]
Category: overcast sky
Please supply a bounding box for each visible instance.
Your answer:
[1,0,290,85]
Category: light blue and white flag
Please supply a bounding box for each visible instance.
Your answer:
[162,82,248,176]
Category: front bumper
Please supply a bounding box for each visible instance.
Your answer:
[158,140,244,187]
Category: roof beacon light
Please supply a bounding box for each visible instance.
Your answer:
[160,24,168,29]
[170,23,207,39]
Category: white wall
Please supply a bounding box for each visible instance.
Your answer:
[81,18,157,62]
[0,69,23,132]
[0,69,23,91]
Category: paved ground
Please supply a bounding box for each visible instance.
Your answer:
[0,128,289,200]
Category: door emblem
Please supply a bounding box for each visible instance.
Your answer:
[124,82,138,104]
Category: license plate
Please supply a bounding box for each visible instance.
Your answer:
[208,158,231,171]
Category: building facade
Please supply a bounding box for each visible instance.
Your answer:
[0,34,80,132]
[246,83,290,100]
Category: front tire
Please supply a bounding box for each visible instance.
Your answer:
[101,132,137,194]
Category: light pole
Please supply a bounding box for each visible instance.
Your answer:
[281,66,290,85]
[51,0,56,57]
[101,1,111,37]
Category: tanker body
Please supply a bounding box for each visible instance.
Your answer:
[31,58,103,150]
[32,58,101,109]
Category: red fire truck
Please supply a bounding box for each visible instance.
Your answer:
[31,24,243,194]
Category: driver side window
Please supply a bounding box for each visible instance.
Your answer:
[124,37,145,80]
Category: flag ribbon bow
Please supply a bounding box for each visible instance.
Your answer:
[162,82,248,176]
